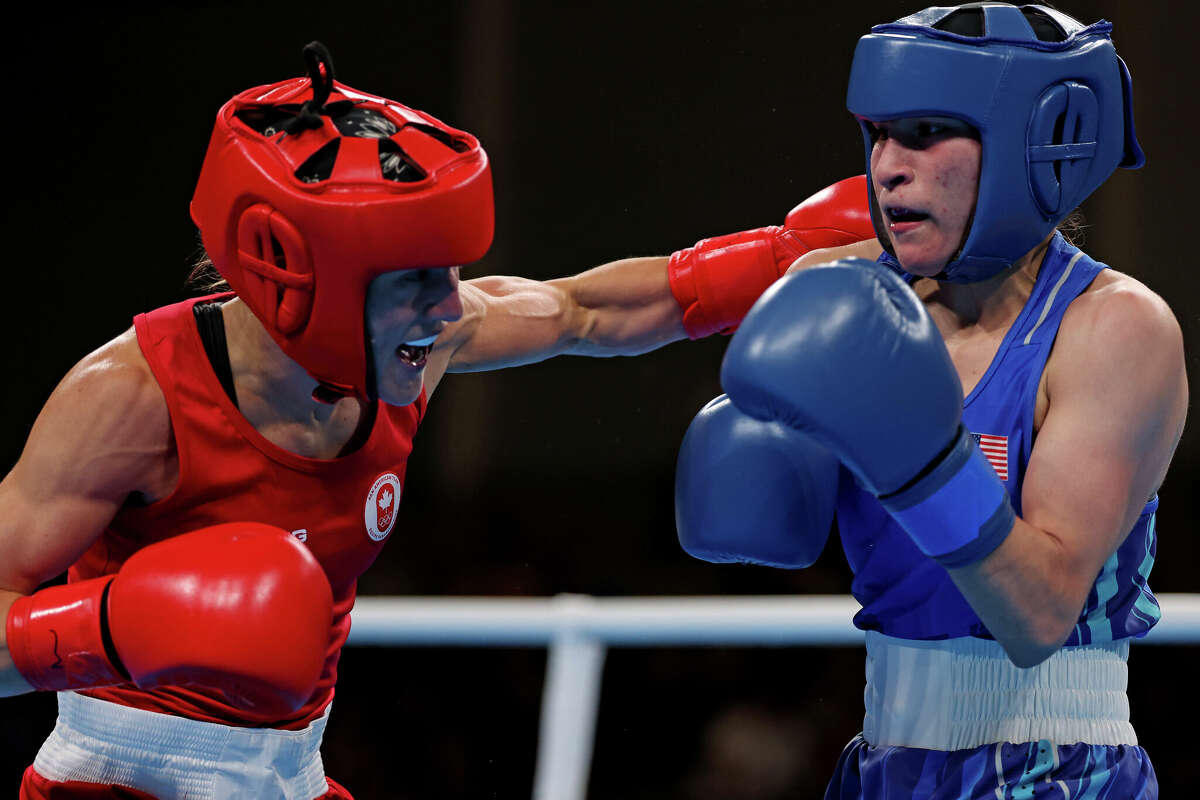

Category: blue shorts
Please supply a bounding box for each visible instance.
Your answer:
[824,734,1157,799]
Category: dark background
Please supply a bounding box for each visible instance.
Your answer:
[3,1,1196,797]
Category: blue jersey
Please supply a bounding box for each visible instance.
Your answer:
[826,235,1160,798]
[836,233,1159,643]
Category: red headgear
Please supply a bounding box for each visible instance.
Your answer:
[190,43,494,401]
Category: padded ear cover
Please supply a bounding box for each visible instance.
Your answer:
[1116,56,1146,169]
[1028,81,1099,216]
[235,204,314,334]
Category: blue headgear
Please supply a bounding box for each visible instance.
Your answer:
[846,3,1144,282]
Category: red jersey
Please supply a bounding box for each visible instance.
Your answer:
[70,295,425,729]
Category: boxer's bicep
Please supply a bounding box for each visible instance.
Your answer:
[0,334,172,593]
[1020,282,1186,585]
[945,283,1184,665]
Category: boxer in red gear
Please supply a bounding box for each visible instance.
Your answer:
[0,42,872,798]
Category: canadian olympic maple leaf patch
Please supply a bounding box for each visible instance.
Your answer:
[365,472,402,541]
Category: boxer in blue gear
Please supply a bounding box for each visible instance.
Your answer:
[676,4,1186,797]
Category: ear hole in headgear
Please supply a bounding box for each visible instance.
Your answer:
[1028,82,1099,216]
[236,205,314,334]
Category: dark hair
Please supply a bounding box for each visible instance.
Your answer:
[1057,208,1087,247]
[186,241,230,293]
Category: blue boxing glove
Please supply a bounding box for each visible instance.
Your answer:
[675,395,839,567]
[721,259,1014,568]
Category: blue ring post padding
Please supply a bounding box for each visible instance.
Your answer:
[883,429,1016,565]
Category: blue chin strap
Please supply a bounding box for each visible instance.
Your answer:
[846,3,1144,283]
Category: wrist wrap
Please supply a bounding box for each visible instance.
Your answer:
[881,427,1016,568]
[669,227,786,340]
[5,576,128,691]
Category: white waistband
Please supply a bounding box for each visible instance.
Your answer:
[863,632,1135,750]
[33,692,330,800]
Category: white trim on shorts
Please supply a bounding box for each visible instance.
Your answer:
[863,632,1136,751]
[33,691,331,800]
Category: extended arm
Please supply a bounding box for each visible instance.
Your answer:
[441,256,683,374]
[424,176,873,383]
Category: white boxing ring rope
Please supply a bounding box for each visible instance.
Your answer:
[347,593,1200,800]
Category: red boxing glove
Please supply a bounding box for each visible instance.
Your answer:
[668,175,874,339]
[6,523,333,718]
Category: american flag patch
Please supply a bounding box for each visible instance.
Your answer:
[971,432,1009,481]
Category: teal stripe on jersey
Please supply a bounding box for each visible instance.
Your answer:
[1076,749,1112,800]
[1132,514,1161,628]
[1085,550,1121,643]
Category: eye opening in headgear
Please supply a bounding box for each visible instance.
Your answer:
[865,116,980,150]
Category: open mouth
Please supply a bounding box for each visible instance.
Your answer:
[396,334,438,368]
[396,343,430,368]
[885,206,930,225]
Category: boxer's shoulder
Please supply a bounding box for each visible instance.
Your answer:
[64,327,170,430]
[2,331,177,588]
[1039,263,1185,439]
[32,328,175,500]
[1054,268,1181,373]
[1071,267,1174,320]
